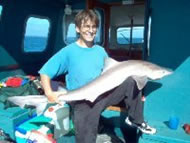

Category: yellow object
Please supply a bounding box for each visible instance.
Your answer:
[0,82,6,88]
[0,83,3,88]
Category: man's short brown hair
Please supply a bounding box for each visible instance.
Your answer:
[75,9,99,28]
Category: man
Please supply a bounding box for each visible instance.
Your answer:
[39,9,156,143]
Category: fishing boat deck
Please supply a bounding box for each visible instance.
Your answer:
[138,57,190,143]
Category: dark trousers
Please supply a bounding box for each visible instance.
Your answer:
[69,77,144,143]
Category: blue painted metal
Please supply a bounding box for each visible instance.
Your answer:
[139,57,190,142]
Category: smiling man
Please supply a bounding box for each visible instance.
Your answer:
[39,9,156,143]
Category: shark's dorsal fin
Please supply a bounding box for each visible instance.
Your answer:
[102,58,120,73]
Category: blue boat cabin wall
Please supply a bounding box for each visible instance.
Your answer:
[144,0,190,70]
[1,0,190,79]
[0,0,86,80]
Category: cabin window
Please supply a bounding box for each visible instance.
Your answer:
[66,23,77,43]
[63,10,103,45]
[24,17,50,52]
[117,26,144,44]
[0,5,2,19]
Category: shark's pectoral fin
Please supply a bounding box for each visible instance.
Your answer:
[131,75,148,90]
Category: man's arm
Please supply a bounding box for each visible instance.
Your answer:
[40,74,53,96]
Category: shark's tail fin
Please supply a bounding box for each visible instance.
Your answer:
[8,95,49,115]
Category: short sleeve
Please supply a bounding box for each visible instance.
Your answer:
[38,48,68,79]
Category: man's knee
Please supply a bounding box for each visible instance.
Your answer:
[122,76,140,93]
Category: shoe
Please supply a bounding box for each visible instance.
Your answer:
[125,117,133,126]
[125,117,157,135]
[137,122,157,134]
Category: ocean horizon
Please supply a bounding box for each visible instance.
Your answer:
[24,36,143,52]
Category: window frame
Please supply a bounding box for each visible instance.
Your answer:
[0,5,3,20]
[116,25,144,45]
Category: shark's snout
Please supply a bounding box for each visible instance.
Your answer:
[151,69,173,80]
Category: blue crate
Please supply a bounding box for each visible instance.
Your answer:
[0,106,35,140]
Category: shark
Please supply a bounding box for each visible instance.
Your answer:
[58,58,173,102]
[7,59,172,114]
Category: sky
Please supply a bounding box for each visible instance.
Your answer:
[25,17,50,37]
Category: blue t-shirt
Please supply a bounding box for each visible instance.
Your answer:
[39,42,108,90]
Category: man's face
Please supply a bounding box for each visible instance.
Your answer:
[76,19,97,43]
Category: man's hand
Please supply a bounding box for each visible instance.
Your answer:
[46,91,66,104]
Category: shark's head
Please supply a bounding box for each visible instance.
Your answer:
[149,68,173,80]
